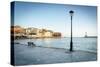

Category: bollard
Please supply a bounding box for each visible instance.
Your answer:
[28,42,36,47]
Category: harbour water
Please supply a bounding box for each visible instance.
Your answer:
[15,37,97,53]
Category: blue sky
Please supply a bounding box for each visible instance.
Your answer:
[13,1,97,37]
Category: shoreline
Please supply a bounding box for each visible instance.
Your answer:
[13,37,97,40]
[14,42,97,54]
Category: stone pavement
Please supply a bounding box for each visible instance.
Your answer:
[14,44,97,66]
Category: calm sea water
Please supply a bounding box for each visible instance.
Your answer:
[14,37,97,53]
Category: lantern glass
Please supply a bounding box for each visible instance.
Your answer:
[69,10,74,16]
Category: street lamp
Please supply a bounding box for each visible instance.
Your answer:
[69,10,74,51]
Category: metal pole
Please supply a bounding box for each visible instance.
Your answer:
[70,15,73,51]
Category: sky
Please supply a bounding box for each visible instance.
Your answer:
[12,1,97,37]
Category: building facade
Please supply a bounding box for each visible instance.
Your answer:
[11,26,61,39]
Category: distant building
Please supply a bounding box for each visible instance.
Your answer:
[25,27,38,38]
[11,26,26,39]
[11,26,62,39]
[36,29,43,38]
[36,29,53,38]
[53,32,61,37]
[44,30,53,37]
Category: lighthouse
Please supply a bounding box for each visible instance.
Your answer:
[85,32,87,38]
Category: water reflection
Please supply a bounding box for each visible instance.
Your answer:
[15,37,97,53]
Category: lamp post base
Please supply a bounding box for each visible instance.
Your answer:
[70,42,73,51]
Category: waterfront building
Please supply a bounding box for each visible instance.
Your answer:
[25,27,38,38]
[44,30,53,38]
[11,26,62,39]
[11,26,26,39]
[53,32,61,37]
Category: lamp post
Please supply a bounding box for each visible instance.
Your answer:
[69,10,74,51]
